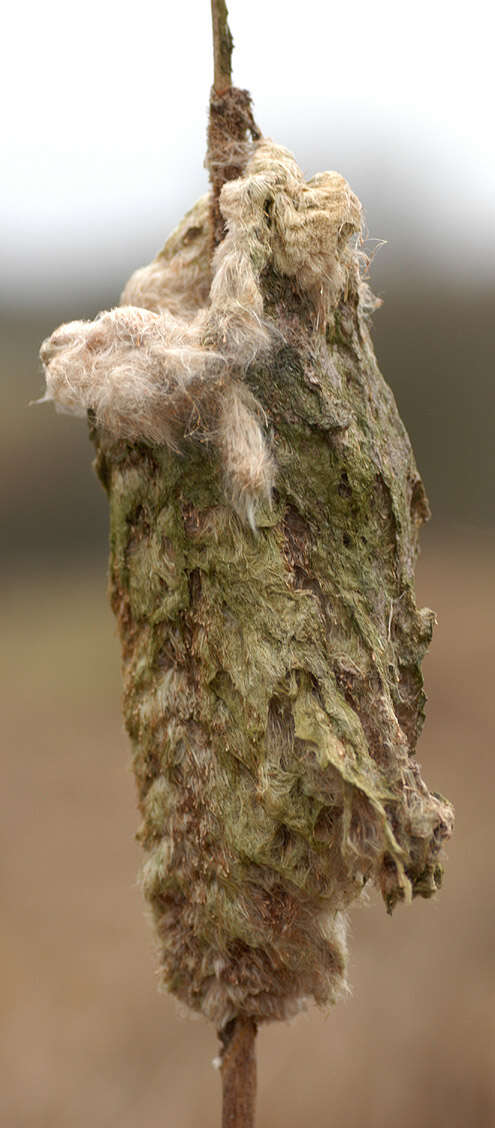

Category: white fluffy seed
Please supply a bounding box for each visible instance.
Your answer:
[40,140,365,525]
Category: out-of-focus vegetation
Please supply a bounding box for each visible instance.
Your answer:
[1,281,494,574]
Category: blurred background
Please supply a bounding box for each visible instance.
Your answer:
[2,1,493,1125]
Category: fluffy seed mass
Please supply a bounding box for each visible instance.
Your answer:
[41,141,362,525]
[40,139,453,1026]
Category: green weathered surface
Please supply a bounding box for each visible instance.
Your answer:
[93,210,453,1026]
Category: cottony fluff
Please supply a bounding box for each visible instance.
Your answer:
[41,141,362,526]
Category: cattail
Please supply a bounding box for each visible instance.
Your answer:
[40,3,453,1123]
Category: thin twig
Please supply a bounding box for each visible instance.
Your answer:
[219,1018,258,1128]
[211,0,233,93]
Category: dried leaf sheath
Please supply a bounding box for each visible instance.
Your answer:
[40,141,453,1026]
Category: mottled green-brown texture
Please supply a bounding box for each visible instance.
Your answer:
[93,214,452,1026]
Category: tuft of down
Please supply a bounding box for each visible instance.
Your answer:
[40,141,363,525]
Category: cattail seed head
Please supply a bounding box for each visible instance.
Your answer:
[40,139,453,1026]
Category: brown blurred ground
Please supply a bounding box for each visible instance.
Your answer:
[2,533,494,1127]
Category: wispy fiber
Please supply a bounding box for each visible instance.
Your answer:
[41,141,363,526]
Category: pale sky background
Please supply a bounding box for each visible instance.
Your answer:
[2,0,494,307]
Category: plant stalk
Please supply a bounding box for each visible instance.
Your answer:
[211,0,233,93]
[207,0,261,250]
[219,1018,258,1128]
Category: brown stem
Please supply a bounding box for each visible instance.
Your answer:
[207,0,262,251]
[211,0,233,94]
[219,1017,258,1128]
